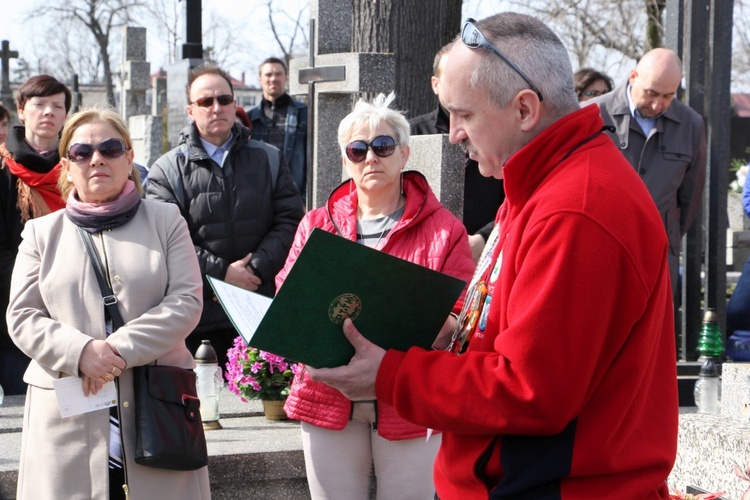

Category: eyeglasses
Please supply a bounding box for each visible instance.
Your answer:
[461,18,543,102]
[67,138,129,162]
[579,90,606,98]
[190,94,235,107]
[345,135,398,163]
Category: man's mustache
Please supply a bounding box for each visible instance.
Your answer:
[459,139,477,156]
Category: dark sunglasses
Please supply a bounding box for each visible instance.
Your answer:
[67,138,129,162]
[191,94,235,107]
[461,18,544,102]
[345,135,398,163]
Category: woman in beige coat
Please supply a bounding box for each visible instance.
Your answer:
[7,106,210,499]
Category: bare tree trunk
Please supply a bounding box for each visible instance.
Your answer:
[95,32,116,106]
[645,0,667,51]
[352,0,462,118]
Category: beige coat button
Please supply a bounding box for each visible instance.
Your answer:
[123,401,129,408]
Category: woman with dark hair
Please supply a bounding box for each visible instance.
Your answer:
[0,103,9,145]
[574,67,614,102]
[0,75,71,395]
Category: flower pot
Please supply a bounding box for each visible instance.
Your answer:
[262,399,288,420]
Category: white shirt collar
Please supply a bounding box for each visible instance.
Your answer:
[199,132,234,168]
[627,83,661,136]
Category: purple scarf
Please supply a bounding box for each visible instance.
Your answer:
[65,180,141,233]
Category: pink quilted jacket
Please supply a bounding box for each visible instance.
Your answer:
[276,171,475,440]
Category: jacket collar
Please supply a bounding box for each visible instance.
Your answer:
[180,123,250,163]
[603,82,685,146]
[325,171,437,245]
[608,81,684,122]
[262,92,292,109]
[503,105,605,207]
[3,125,60,173]
[434,104,450,134]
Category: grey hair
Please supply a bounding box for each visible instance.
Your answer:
[467,13,579,118]
[338,92,410,157]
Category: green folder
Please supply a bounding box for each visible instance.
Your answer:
[214,228,466,368]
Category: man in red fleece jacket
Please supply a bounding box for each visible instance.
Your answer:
[309,12,678,499]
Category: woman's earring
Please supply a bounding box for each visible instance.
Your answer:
[66,174,73,182]
[400,171,404,195]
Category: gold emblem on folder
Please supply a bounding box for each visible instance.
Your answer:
[328,293,362,324]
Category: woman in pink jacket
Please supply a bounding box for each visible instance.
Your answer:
[275,93,474,500]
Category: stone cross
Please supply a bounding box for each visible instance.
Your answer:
[120,26,150,119]
[289,0,394,210]
[166,0,203,148]
[181,0,203,59]
[0,40,18,112]
[120,26,163,169]
[290,0,465,219]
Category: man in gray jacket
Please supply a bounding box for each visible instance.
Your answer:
[588,48,706,298]
[147,64,304,366]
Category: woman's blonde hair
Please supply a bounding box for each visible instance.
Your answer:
[337,92,410,158]
[58,104,143,200]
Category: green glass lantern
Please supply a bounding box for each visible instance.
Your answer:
[696,308,725,359]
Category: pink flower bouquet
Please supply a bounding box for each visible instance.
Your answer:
[225,337,298,401]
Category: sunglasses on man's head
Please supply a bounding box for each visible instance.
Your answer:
[345,135,398,163]
[461,18,544,102]
[67,138,129,163]
[190,94,235,107]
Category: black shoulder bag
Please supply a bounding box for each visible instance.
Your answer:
[78,227,208,471]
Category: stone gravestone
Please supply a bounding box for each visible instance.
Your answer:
[406,135,465,220]
[290,0,465,218]
[0,40,18,114]
[152,74,167,117]
[166,0,203,149]
[120,26,163,169]
[289,0,394,210]
[120,26,149,118]
[166,58,201,149]
[669,362,750,498]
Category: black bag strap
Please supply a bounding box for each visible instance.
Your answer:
[77,227,125,331]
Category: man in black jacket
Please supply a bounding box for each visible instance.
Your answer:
[248,57,308,204]
[147,64,304,366]
[409,42,504,261]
